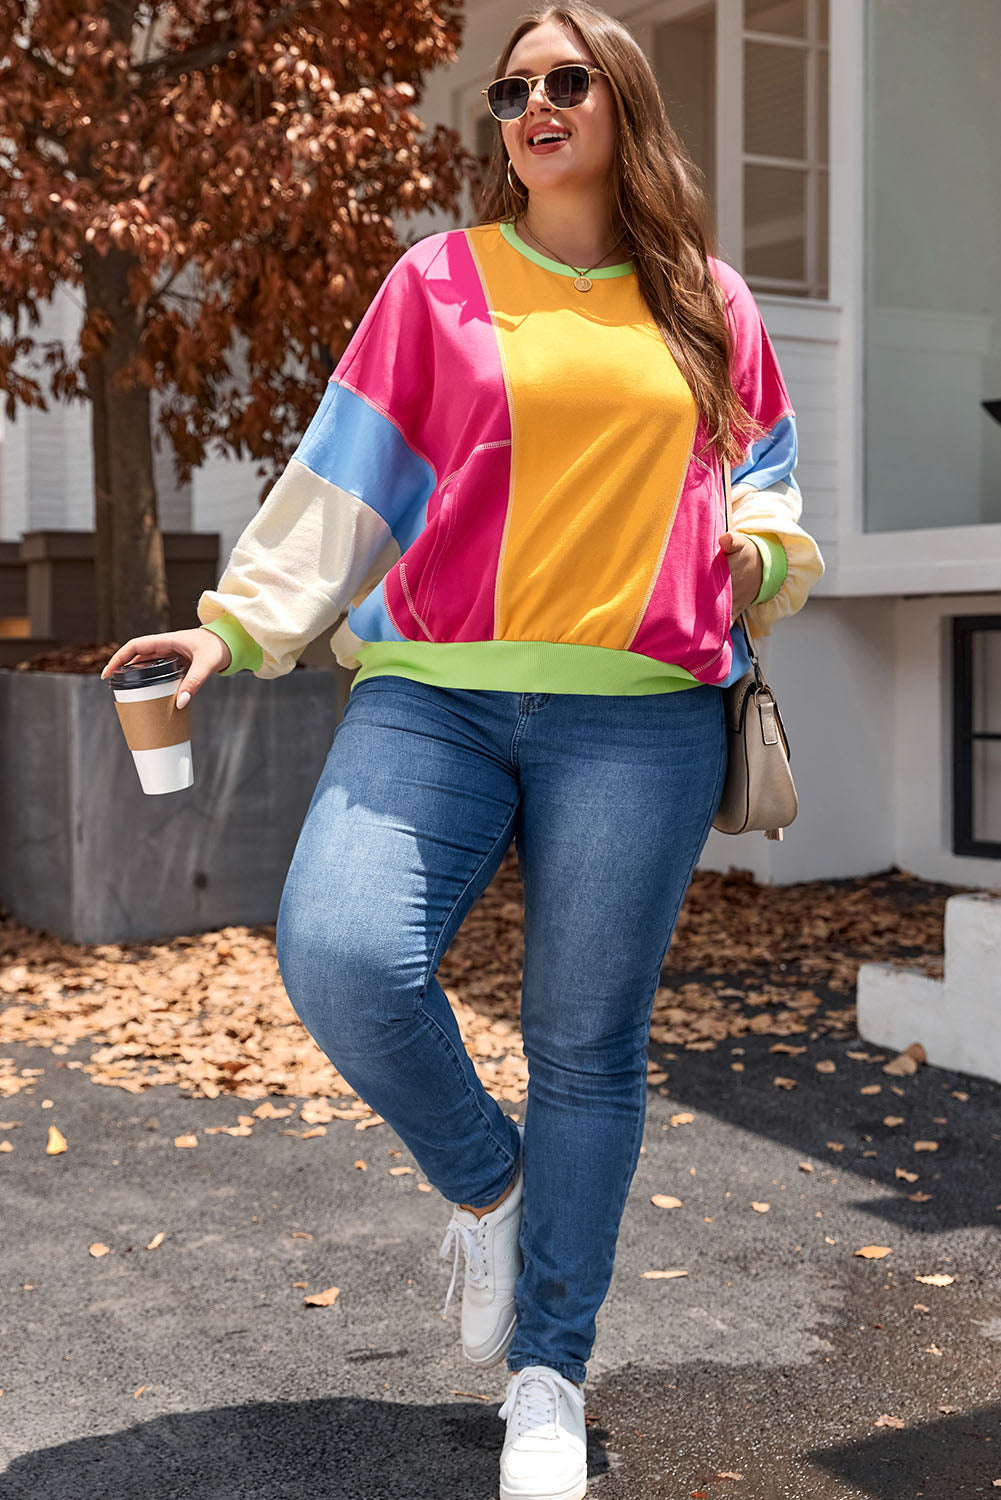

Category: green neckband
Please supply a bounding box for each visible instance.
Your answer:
[498,220,634,279]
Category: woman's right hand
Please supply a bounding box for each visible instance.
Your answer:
[100,627,232,708]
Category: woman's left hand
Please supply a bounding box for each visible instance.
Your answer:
[719,531,763,622]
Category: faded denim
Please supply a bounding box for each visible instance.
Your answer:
[276,675,727,1383]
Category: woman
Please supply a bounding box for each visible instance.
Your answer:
[103,6,823,1495]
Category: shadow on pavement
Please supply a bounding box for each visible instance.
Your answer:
[647,1027,1001,1233]
[589,1362,1001,1499]
[810,1402,1001,1498]
[0,1394,612,1500]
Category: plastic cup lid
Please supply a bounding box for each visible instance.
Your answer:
[109,653,185,690]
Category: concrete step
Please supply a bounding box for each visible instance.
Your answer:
[857,892,1001,1084]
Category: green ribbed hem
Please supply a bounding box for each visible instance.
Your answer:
[350,639,702,696]
[748,533,788,605]
[201,614,264,676]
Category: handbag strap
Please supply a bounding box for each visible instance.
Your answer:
[723,459,766,689]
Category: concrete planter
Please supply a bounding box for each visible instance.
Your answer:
[0,667,343,944]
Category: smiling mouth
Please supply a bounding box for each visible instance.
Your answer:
[527,129,570,148]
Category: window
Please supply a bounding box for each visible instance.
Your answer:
[864,0,1001,532]
[953,617,1001,859]
[652,0,829,299]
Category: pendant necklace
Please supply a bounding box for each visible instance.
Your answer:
[518,218,625,293]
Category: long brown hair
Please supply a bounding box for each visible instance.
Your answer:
[476,2,764,465]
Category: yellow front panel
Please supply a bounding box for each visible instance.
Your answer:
[469,227,698,649]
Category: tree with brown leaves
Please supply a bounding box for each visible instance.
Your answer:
[0,0,468,639]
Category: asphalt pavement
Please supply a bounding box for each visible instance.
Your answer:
[1,1028,999,1499]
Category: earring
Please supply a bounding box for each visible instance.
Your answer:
[506,161,527,198]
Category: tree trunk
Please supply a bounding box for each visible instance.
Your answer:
[81,244,168,641]
[85,340,114,641]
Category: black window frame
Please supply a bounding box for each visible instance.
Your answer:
[952,615,1001,859]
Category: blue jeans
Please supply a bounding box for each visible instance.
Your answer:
[276,675,727,1384]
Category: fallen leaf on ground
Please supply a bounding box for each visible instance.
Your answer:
[418,1183,432,1192]
[827,1142,844,1152]
[798,1162,814,1173]
[355,1116,384,1131]
[389,1166,414,1176]
[883,1116,904,1127]
[773,1077,798,1089]
[353,1159,367,1170]
[856,1245,892,1259]
[913,1140,938,1152]
[282,1127,326,1139]
[204,1125,252,1136]
[303,1286,340,1307]
[0,854,951,1108]
[641,1269,689,1279]
[874,1414,905,1428]
[860,1084,881,1095]
[895,1168,918,1182]
[291,1231,312,1240]
[46,1126,67,1155]
[925,1344,943,1356]
[173,1135,198,1149]
[133,1385,147,1398]
[0,1141,12,1152]
[815,1060,836,1073]
[292,1281,307,1288]
[884,1043,925,1076]
[915,1273,955,1286]
[145,1232,165,1250]
[751,1202,770,1213]
[716,1474,744,1482]
[89,1242,110,1257]
[670,1113,694,1127]
[253,1102,294,1119]
[651,1195,683,1209]
[0,1121,21,1129]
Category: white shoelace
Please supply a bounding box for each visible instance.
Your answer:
[498,1369,567,1437]
[438,1215,488,1317]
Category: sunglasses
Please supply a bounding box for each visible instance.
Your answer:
[482,64,608,122]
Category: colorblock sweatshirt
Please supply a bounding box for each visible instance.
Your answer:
[197,221,824,693]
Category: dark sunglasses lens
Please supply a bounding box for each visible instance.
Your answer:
[488,76,530,119]
[545,64,590,108]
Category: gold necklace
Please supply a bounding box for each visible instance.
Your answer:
[518,217,625,293]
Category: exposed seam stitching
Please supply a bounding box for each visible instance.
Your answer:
[439,439,512,494]
[398,562,434,641]
[336,377,440,491]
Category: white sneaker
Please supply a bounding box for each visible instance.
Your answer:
[438,1130,523,1367]
[498,1365,588,1500]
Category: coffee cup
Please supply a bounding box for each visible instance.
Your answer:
[108,653,194,795]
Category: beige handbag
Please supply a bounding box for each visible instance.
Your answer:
[712,461,798,842]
